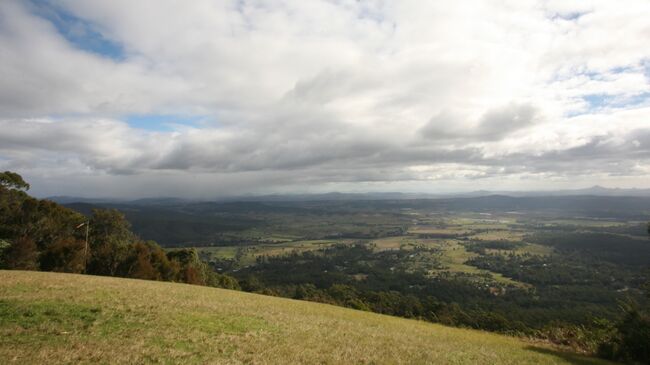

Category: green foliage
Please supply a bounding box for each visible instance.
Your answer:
[167,248,240,289]
[466,253,631,287]
[598,308,650,363]
[464,240,525,254]
[527,232,650,266]
[0,239,11,267]
[0,171,29,191]
[0,171,239,290]
[3,236,38,270]
[537,319,616,354]
[87,208,134,276]
[614,310,650,363]
[0,187,85,252]
[597,223,650,363]
[89,208,134,244]
[599,223,650,364]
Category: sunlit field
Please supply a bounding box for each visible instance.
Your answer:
[0,271,614,365]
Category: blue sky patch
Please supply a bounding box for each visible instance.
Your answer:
[582,92,650,112]
[550,11,588,22]
[28,0,125,61]
[125,114,207,131]
[583,94,611,109]
[615,92,650,108]
[609,66,635,74]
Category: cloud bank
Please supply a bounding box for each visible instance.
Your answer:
[0,0,649,198]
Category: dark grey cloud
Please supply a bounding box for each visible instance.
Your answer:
[472,128,650,178]
[476,103,538,139]
[420,103,539,141]
[4,113,648,178]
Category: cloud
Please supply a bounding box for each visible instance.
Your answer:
[0,0,649,197]
[420,103,539,141]
[476,103,538,139]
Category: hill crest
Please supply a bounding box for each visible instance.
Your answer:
[0,270,613,364]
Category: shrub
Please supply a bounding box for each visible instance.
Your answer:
[3,237,39,270]
[40,238,86,273]
[600,310,650,363]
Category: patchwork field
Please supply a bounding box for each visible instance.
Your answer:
[195,211,642,292]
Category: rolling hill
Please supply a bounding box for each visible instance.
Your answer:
[0,271,614,364]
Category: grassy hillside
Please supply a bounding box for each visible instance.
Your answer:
[0,271,614,364]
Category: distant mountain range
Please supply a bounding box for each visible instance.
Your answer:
[46,185,650,205]
[451,186,650,198]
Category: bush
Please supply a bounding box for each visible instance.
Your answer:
[0,239,11,267]
[537,320,615,354]
[600,310,650,363]
[40,238,86,273]
[4,237,39,270]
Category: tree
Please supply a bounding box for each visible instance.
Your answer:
[0,172,238,291]
[0,239,11,267]
[125,241,161,280]
[167,248,208,285]
[615,310,650,363]
[3,236,39,270]
[87,209,135,276]
[39,237,85,273]
[599,221,650,362]
[0,171,29,191]
[147,241,181,281]
[121,241,180,281]
[89,208,134,244]
[166,248,240,289]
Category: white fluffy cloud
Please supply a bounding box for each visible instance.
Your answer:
[0,0,649,197]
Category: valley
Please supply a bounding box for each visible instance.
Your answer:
[64,195,650,354]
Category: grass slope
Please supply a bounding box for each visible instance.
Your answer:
[0,271,614,364]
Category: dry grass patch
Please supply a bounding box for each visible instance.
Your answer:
[0,270,614,364]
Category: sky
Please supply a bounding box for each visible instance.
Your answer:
[0,0,649,198]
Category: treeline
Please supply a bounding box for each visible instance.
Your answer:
[526,232,650,267]
[466,253,635,287]
[464,240,525,254]
[0,172,238,290]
